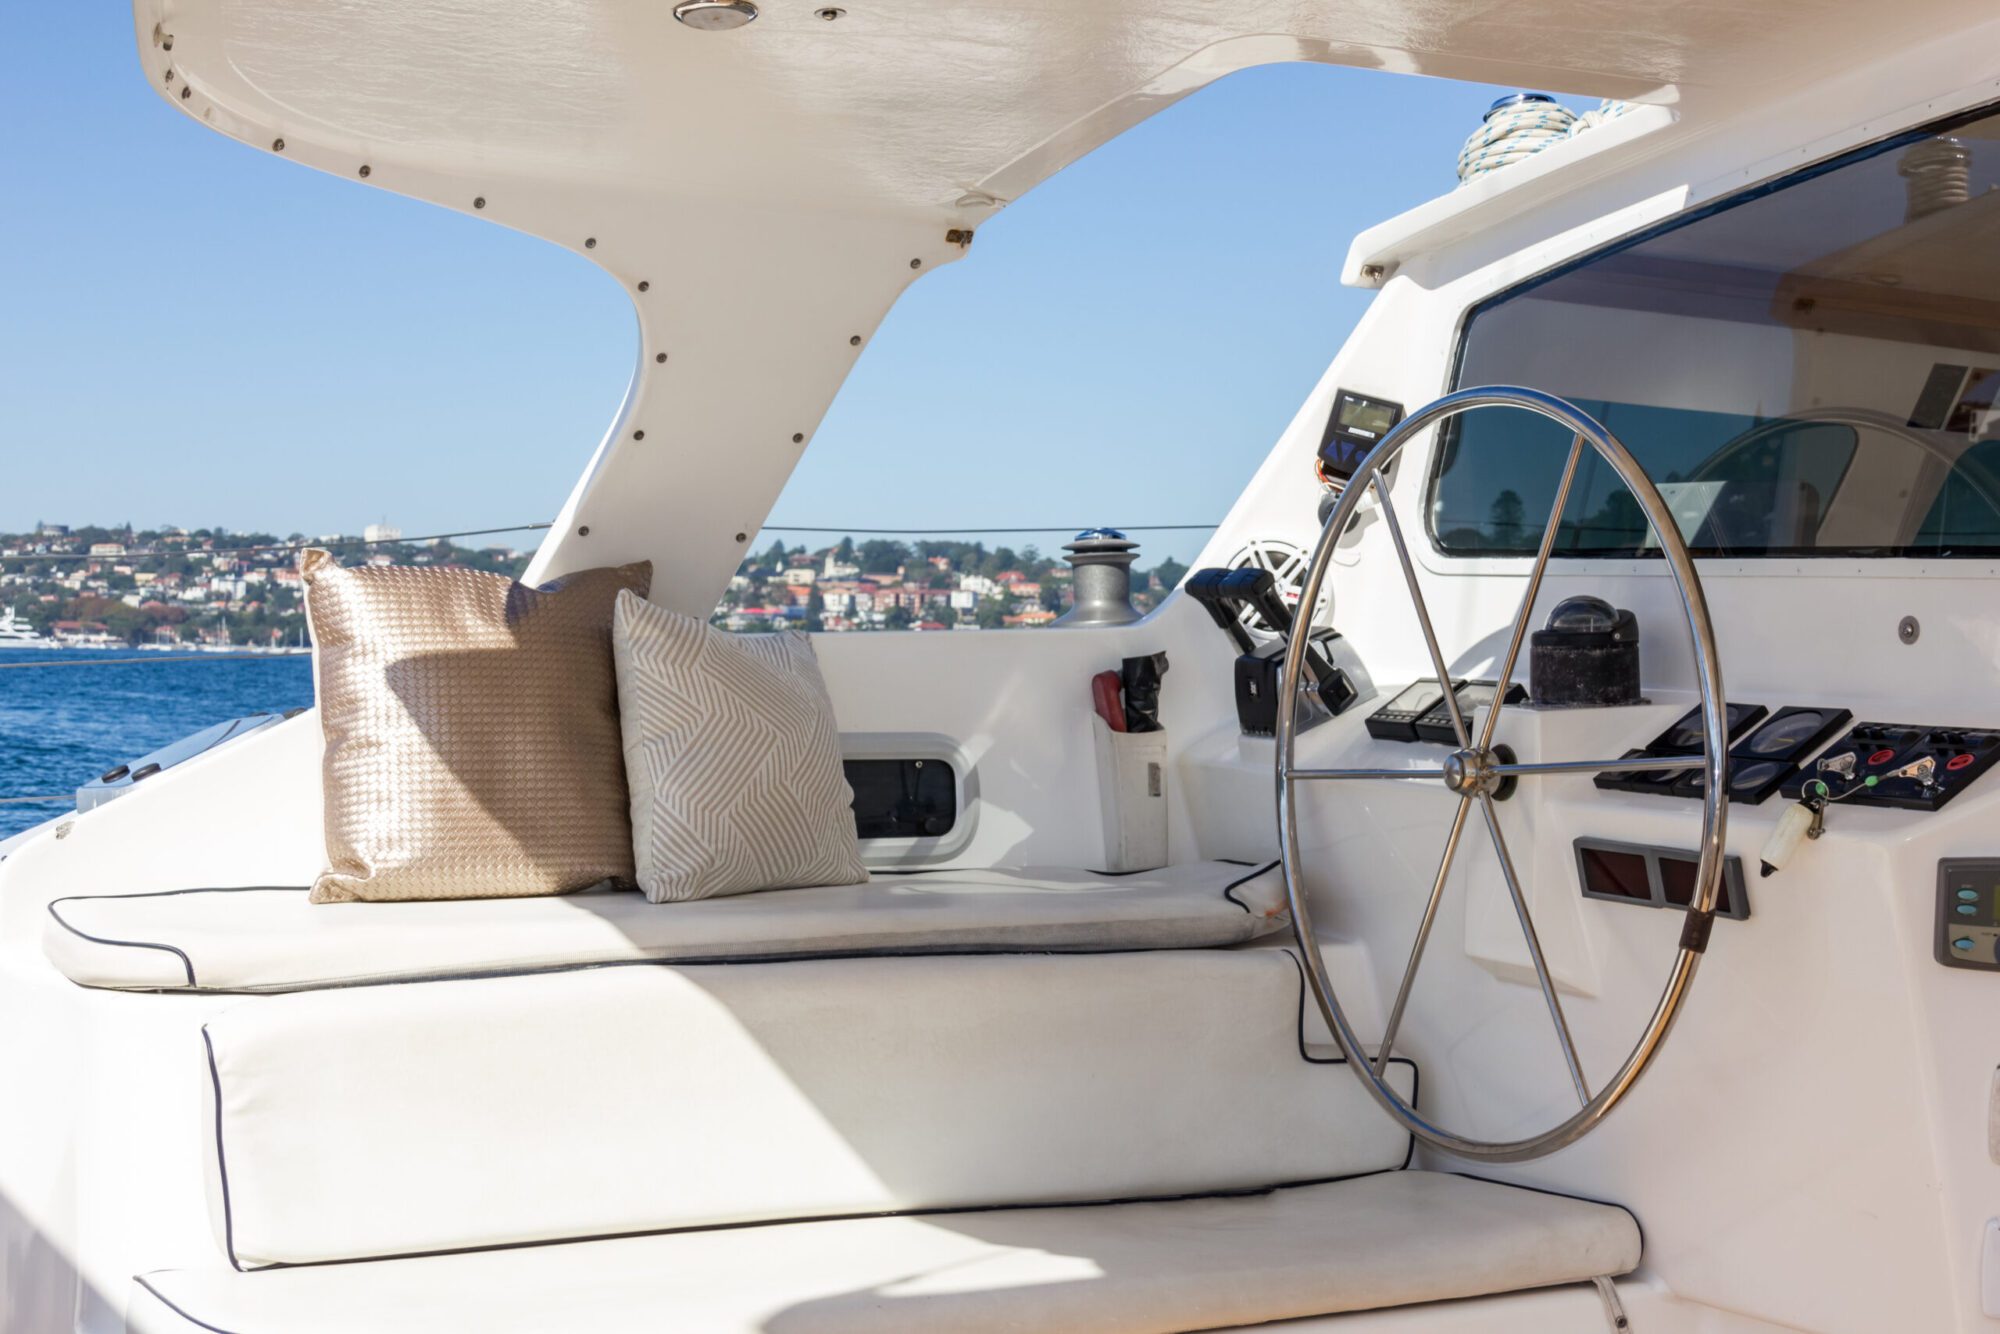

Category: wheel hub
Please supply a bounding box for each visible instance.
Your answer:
[1441,747,1500,796]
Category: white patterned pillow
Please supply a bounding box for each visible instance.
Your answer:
[612,591,868,902]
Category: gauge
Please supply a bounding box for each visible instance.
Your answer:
[1727,760,1787,792]
[1676,756,1796,805]
[1647,702,1766,755]
[1750,707,1855,766]
[1741,709,1832,758]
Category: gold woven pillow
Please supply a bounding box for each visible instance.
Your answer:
[302,550,651,903]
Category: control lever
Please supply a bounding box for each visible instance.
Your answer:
[1184,569,1257,654]
[1186,565,1357,736]
[1219,567,1297,637]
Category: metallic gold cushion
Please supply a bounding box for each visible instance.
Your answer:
[302,550,651,902]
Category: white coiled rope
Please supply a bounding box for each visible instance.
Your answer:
[1456,95,1635,185]
[1898,137,1971,220]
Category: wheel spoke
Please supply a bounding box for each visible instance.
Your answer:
[1479,791,1592,1106]
[1370,474,1469,748]
[1286,766,1447,782]
[1476,434,1585,754]
[1374,794,1473,1074]
[1488,754,1703,777]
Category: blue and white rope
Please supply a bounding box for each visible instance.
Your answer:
[1457,97,1635,185]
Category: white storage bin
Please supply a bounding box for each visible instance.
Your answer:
[1092,714,1169,872]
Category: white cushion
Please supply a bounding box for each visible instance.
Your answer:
[614,591,868,901]
[47,860,1286,993]
[198,949,1408,1267]
[132,1172,1641,1333]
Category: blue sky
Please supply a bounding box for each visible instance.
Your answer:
[3,8,1561,567]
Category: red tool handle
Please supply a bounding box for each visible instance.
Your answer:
[1090,670,1127,733]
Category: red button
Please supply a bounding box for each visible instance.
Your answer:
[1868,749,1896,765]
[1948,753,1976,772]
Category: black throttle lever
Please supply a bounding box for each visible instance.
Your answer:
[1186,566,1357,735]
[1185,568,1257,654]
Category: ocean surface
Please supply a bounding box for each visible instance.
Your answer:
[0,648,314,840]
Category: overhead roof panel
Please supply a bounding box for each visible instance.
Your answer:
[138,0,1978,219]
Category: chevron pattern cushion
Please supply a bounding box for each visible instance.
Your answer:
[613,591,868,903]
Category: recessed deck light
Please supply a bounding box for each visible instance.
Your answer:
[673,0,758,30]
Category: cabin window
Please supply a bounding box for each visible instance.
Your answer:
[1432,103,2000,558]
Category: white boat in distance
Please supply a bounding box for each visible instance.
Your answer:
[0,608,55,648]
[6,1,2000,1331]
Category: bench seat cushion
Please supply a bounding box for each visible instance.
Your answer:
[131,1172,1641,1334]
[197,949,1408,1268]
[46,860,1287,993]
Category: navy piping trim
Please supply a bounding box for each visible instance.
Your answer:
[1221,860,1281,914]
[57,868,1284,996]
[1278,947,1420,1171]
[197,1162,1413,1275]
[132,1276,239,1334]
[200,1026,244,1273]
[47,886,312,990]
[1446,1170,1645,1268]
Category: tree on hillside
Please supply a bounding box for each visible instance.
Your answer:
[803,590,825,633]
[1150,557,1189,591]
[858,539,909,575]
[976,597,1009,630]
[835,536,856,564]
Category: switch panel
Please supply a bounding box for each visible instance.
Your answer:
[1937,860,2000,971]
[1786,724,2000,812]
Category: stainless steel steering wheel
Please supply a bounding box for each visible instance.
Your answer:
[1276,385,1729,1163]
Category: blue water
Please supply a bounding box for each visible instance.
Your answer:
[0,649,314,839]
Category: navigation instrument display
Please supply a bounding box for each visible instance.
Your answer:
[1317,389,1405,483]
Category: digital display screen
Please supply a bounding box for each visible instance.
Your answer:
[1339,398,1400,436]
[1318,391,1404,482]
[1381,679,1447,717]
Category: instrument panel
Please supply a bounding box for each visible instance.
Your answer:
[1595,704,1853,805]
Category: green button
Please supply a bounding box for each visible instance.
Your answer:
[1959,889,1980,901]
[1956,905,1978,916]
[1955,937,1977,951]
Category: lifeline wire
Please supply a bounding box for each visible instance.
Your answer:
[0,656,293,670]
[1,520,1219,560]
[0,523,554,563]
[761,523,1217,535]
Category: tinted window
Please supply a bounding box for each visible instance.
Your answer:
[1435,106,2000,557]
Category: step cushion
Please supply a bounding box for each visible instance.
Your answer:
[132,1172,1640,1333]
[47,860,1288,992]
[198,948,1412,1268]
